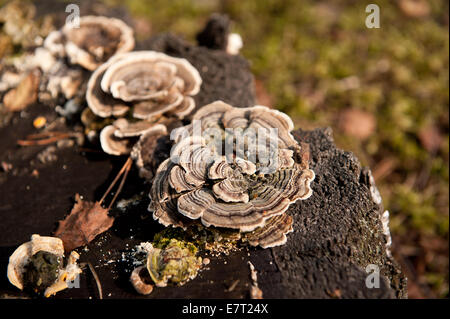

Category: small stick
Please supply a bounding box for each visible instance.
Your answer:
[99,157,132,205]
[226,279,240,292]
[17,135,72,146]
[25,131,70,139]
[107,158,132,210]
[17,132,74,146]
[87,262,103,299]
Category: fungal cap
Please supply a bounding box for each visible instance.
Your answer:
[130,265,153,295]
[44,251,82,298]
[62,16,135,71]
[130,125,168,180]
[85,54,130,118]
[149,101,315,247]
[99,124,134,156]
[7,235,64,291]
[86,51,202,120]
[7,235,82,297]
[245,214,294,248]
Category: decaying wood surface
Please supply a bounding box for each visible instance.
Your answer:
[0,2,406,299]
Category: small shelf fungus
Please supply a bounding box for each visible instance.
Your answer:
[130,239,202,294]
[149,101,315,248]
[7,235,82,297]
[85,51,202,156]
[0,15,135,108]
[147,239,202,287]
[44,16,135,71]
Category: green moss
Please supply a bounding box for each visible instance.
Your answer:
[22,251,61,295]
[152,224,240,253]
[387,185,449,236]
[147,238,202,286]
[153,229,198,253]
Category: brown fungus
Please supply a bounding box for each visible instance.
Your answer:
[149,101,315,248]
[99,121,167,156]
[47,16,135,71]
[99,124,135,156]
[86,51,202,156]
[244,214,294,249]
[87,51,201,119]
[130,265,154,295]
[130,126,170,180]
[4,15,135,106]
[7,235,82,297]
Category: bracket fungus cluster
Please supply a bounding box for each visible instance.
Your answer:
[149,101,315,248]
[44,16,135,71]
[39,15,134,104]
[7,235,82,297]
[1,15,136,111]
[85,51,202,156]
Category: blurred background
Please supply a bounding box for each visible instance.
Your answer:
[1,0,448,298]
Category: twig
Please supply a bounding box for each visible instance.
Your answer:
[25,131,69,139]
[99,157,132,206]
[108,158,132,210]
[87,262,103,299]
[17,131,74,146]
[226,279,240,292]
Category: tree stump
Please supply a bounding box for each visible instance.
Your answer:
[0,7,407,299]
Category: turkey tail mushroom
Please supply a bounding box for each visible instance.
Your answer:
[60,16,135,71]
[85,51,202,158]
[148,101,315,248]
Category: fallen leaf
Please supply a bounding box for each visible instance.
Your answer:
[338,108,376,141]
[54,194,114,252]
[3,69,40,112]
[418,125,443,153]
[398,0,430,18]
[326,288,342,298]
[372,157,398,181]
[133,17,152,37]
[254,79,273,107]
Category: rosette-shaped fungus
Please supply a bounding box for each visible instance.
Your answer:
[44,16,135,71]
[149,101,315,248]
[86,51,202,156]
[7,235,82,297]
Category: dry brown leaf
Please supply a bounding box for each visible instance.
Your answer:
[254,79,273,107]
[418,125,443,153]
[3,69,40,112]
[398,0,430,18]
[338,108,376,141]
[54,194,114,252]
